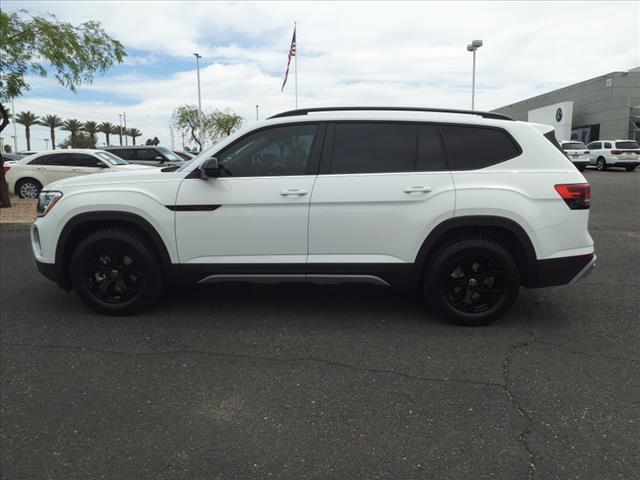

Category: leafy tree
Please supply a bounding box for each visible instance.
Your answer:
[127,128,142,145]
[0,9,125,207]
[38,114,63,150]
[62,119,83,143]
[59,131,96,149]
[3,145,12,153]
[98,122,115,146]
[15,111,39,150]
[83,121,99,142]
[171,105,205,151]
[145,137,160,146]
[212,109,244,137]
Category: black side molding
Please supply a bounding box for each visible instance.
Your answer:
[166,205,221,212]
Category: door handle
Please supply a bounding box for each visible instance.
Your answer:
[280,189,308,196]
[403,186,432,194]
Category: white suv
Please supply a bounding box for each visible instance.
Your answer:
[560,140,590,171]
[586,139,640,171]
[31,107,596,326]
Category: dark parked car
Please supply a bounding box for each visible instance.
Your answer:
[1,152,25,162]
[103,146,184,167]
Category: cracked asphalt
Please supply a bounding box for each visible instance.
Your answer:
[1,170,639,479]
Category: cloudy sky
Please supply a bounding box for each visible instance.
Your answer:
[4,0,639,151]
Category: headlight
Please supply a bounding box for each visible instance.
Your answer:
[37,191,63,217]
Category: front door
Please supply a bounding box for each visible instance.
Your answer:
[175,123,323,268]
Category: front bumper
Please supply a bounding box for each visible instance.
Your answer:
[527,252,596,288]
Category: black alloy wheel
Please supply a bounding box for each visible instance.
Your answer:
[70,228,163,314]
[425,237,520,326]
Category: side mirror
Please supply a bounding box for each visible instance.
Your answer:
[154,155,165,162]
[200,157,221,178]
[96,161,108,168]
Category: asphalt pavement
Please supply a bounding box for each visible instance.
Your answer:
[1,169,639,479]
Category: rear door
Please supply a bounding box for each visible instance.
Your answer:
[308,122,455,268]
[29,152,77,185]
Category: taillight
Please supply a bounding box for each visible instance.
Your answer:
[2,166,9,174]
[555,183,590,210]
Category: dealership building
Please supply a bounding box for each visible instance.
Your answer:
[493,67,640,143]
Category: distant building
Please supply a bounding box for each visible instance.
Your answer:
[493,67,640,143]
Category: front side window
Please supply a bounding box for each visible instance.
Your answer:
[157,147,183,162]
[96,151,128,165]
[108,149,135,160]
[135,149,162,161]
[440,125,521,170]
[217,124,318,177]
[331,123,416,174]
[71,154,102,168]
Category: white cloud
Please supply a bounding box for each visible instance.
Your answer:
[3,1,638,150]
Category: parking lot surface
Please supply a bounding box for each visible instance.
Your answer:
[1,170,639,479]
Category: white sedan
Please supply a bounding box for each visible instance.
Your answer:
[3,149,153,199]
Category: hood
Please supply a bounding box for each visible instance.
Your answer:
[110,163,156,171]
[44,167,179,191]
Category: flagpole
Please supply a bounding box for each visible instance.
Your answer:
[294,21,298,109]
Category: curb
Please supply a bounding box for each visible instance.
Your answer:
[0,222,33,232]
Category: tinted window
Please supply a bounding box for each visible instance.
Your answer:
[562,142,587,150]
[440,125,520,170]
[616,141,640,149]
[136,148,162,161]
[156,147,182,162]
[218,124,318,177]
[417,125,446,171]
[332,123,416,174]
[587,142,600,149]
[108,149,135,160]
[29,154,58,165]
[71,154,102,167]
[603,142,612,149]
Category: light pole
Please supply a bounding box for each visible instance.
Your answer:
[256,104,259,121]
[193,53,203,113]
[43,138,49,149]
[467,39,483,111]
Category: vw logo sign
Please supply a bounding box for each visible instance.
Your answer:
[555,108,563,122]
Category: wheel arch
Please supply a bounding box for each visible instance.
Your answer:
[54,211,173,290]
[413,215,538,287]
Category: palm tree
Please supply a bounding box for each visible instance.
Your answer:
[83,121,99,143]
[98,122,115,146]
[15,111,40,151]
[110,125,122,145]
[38,115,64,150]
[62,119,83,146]
[127,128,142,145]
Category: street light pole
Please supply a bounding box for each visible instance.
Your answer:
[43,138,49,149]
[256,104,259,121]
[467,39,483,111]
[194,53,203,113]
[10,98,18,151]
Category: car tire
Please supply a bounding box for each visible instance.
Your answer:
[70,228,164,315]
[424,237,520,326]
[576,165,586,172]
[625,165,637,172]
[596,157,607,171]
[15,178,42,199]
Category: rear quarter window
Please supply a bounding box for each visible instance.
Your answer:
[615,141,640,149]
[440,125,521,170]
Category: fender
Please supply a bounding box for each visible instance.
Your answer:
[412,215,538,285]
[54,211,173,290]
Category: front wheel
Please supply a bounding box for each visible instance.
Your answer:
[596,157,607,171]
[69,228,164,315]
[576,164,586,172]
[424,237,520,326]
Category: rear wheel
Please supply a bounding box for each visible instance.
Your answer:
[70,228,163,315]
[16,178,42,199]
[424,237,520,326]
[596,157,607,171]
[625,165,637,172]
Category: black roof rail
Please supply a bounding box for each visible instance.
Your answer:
[268,106,514,121]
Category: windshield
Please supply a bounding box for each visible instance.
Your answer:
[96,151,129,165]
[615,141,640,149]
[562,142,587,150]
[157,147,183,162]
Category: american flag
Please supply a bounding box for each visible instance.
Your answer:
[281,26,297,92]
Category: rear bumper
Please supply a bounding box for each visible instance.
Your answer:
[527,253,596,288]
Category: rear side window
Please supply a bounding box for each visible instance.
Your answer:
[440,125,520,170]
[331,123,416,174]
[587,142,600,149]
[616,141,640,149]
[418,125,446,171]
[29,154,57,165]
[603,142,612,149]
